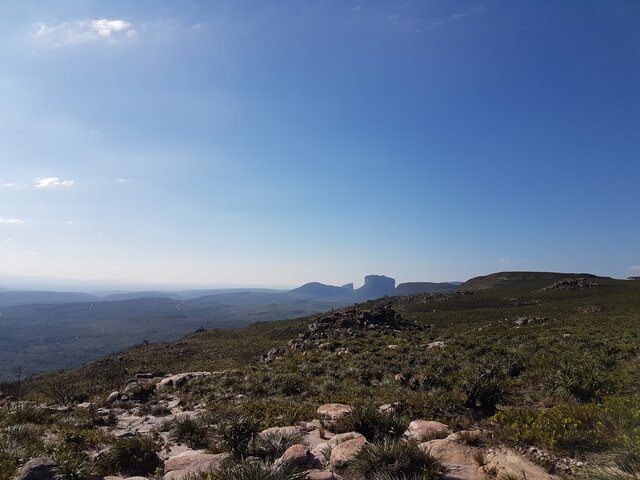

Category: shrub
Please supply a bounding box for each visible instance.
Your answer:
[51,450,92,480]
[463,369,510,415]
[95,436,161,476]
[350,439,441,479]
[544,362,612,402]
[170,415,210,448]
[370,473,439,480]
[185,460,308,480]
[125,382,157,402]
[277,375,309,396]
[495,398,640,454]
[252,429,303,460]
[213,414,260,458]
[336,404,409,441]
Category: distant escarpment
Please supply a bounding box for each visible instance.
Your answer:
[289,282,353,298]
[349,274,396,301]
[289,275,396,303]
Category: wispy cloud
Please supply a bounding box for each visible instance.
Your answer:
[629,266,640,272]
[0,218,25,225]
[452,5,486,20]
[33,18,137,48]
[117,177,134,184]
[35,177,75,188]
[0,179,18,187]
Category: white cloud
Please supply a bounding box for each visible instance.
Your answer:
[0,218,25,225]
[452,5,486,20]
[117,177,134,184]
[629,266,640,272]
[32,18,137,47]
[35,177,75,188]
[0,179,18,187]
[65,220,75,225]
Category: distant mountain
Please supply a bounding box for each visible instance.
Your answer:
[0,291,100,307]
[101,291,184,301]
[0,274,400,379]
[395,282,459,296]
[289,282,353,298]
[346,275,396,301]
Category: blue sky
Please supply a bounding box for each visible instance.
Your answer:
[0,1,639,288]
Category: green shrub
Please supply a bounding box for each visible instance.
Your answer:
[277,374,309,396]
[2,404,54,426]
[213,414,260,458]
[95,436,161,476]
[170,415,210,448]
[185,460,308,480]
[544,361,612,402]
[51,450,92,480]
[252,429,303,461]
[495,398,640,454]
[463,369,510,415]
[350,439,441,479]
[125,382,156,402]
[336,404,409,441]
[370,473,439,480]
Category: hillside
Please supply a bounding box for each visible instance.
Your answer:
[3,272,639,480]
[395,282,459,295]
[0,275,404,379]
[0,273,640,480]
[19,271,637,398]
[458,271,602,292]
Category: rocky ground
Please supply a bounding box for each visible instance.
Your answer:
[14,372,564,480]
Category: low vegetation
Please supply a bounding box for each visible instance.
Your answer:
[0,272,638,478]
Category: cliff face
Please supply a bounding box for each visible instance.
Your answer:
[351,275,396,300]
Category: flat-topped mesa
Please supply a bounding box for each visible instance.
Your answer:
[359,275,395,298]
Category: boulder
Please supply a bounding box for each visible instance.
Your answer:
[304,428,329,449]
[311,443,332,468]
[107,391,120,403]
[378,403,401,414]
[163,451,229,480]
[419,438,485,480]
[327,432,364,448]
[308,470,344,480]
[317,403,352,429]
[17,458,56,480]
[482,449,559,480]
[259,425,302,439]
[404,420,449,441]
[329,436,367,469]
[158,372,211,388]
[276,444,322,469]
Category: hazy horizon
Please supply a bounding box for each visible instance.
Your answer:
[0,271,465,293]
[1,1,638,285]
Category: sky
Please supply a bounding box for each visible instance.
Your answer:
[0,1,639,289]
